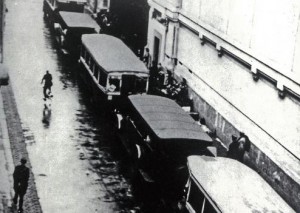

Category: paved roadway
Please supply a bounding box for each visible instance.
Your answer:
[3,0,139,212]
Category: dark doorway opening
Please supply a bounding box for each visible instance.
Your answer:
[153,36,160,64]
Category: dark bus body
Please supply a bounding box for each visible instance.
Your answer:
[43,0,87,26]
[115,94,215,203]
[55,11,99,56]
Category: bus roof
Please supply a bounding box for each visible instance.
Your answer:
[128,94,212,143]
[57,0,87,3]
[81,34,149,74]
[59,12,99,30]
[188,156,295,213]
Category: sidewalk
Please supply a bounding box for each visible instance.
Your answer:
[0,85,15,213]
[0,85,42,213]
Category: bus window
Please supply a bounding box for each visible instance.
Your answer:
[99,70,107,87]
[187,181,205,212]
[90,58,95,73]
[86,53,91,66]
[81,47,85,58]
[203,199,217,213]
[94,66,99,80]
[97,69,101,81]
[84,48,87,59]
[108,76,120,92]
[97,68,101,84]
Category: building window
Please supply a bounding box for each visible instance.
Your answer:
[99,70,107,87]
[152,9,162,19]
[103,0,108,7]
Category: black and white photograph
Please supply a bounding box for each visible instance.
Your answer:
[0,0,299,212]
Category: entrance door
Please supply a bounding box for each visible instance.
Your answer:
[153,36,160,65]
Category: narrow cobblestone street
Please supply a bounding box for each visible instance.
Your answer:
[1,0,141,212]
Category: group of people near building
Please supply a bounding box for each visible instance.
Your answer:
[143,48,171,89]
[142,47,251,163]
[227,132,251,163]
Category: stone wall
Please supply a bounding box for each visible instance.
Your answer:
[179,0,300,80]
[149,0,300,211]
[0,0,4,63]
[188,85,300,211]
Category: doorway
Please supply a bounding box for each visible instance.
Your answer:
[153,36,160,65]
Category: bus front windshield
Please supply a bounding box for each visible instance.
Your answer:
[108,76,121,92]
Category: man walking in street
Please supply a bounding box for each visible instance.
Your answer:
[13,158,30,213]
[41,70,53,100]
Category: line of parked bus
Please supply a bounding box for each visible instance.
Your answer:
[42,1,296,212]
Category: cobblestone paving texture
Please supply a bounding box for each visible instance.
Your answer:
[0,197,9,213]
[1,85,42,213]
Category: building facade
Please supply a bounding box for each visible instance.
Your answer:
[85,0,149,57]
[85,0,110,15]
[0,0,4,63]
[147,0,300,211]
[109,0,149,56]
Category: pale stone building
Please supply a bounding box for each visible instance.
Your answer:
[85,0,110,15]
[146,0,300,211]
[0,0,4,62]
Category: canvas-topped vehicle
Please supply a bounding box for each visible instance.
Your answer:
[79,34,149,104]
[43,0,87,26]
[54,11,100,56]
[115,94,215,203]
[181,155,295,213]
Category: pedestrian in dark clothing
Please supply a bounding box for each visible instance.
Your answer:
[41,70,53,100]
[227,135,242,161]
[227,133,251,163]
[13,158,30,213]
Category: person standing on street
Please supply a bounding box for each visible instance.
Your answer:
[13,158,30,213]
[41,70,53,100]
[143,48,152,69]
